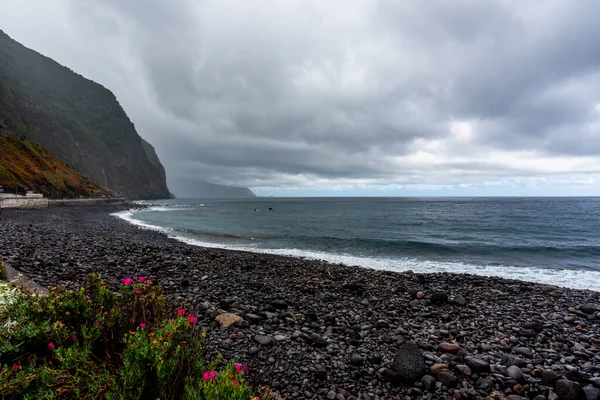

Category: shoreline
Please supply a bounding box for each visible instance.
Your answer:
[1,206,599,399]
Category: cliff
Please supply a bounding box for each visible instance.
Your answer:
[169,179,256,199]
[0,29,170,199]
[0,132,114,198]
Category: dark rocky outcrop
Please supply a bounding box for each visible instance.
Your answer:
[0,29,169,199]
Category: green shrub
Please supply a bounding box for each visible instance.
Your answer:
[0,274,263,399]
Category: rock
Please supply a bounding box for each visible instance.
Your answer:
[430,364,449,373]
[314,369,327,380]
[327,390,336,400]
[476,377,494,391]
[350,353,364,366]
[455,365,472,376]
[430,291,448,304]
[254,335,273,346]
[507,366,527,383]
[270,300,288,309]
[371,352,383,363]
[453,294,467,306]
[248,346,259,355]
[421,375,436,392]
[584,386,600,400]
[374,319,389,329]
[515,347,532,358]
[391,342,426,382]
[245,313,262,324]
[305,312,319,323]
[309,333,328,347]
[437,371,459,388]
[416,291,425,299]
[273,335,287,342]
[215,312,243,327]
[522,322,544,332]
[555,379,585,400]
[343,281,366,294]
[380,368,399,384]
[580,304,600,314]
[501,354,528,368]
[542,369,559,385]
[466,357,491,374]
[439,342,461,353]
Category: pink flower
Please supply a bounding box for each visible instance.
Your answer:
[167,333,172,339]
[235,364,248,373]
[72,335,77,340]
[139,323,146,329]
[139,276,146,282]
[203,371,217,380]
[121,278,133,285]
[177,309,185,315]
[135,290,142,295]
[12,364,21,371]
[48,342,55,350]
[188,315,197,324]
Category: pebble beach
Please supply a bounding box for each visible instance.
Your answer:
[1,206,599,400]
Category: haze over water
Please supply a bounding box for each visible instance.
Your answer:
[116,197,600,291]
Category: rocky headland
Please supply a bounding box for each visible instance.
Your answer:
[0,207,599,400]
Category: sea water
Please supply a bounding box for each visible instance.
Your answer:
[113,197,600,291]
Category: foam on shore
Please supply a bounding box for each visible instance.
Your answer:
[112,209,600,292]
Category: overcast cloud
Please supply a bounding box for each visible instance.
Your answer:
[2,0,600,195]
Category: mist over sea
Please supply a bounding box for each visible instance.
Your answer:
[115,197,600,291]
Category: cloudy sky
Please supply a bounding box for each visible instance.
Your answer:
[2,0,600,196]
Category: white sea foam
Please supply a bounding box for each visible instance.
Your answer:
[112,210,600,292]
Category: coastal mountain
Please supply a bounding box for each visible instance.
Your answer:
[0,132,114,198]
[170,179,256,199]
[0,29,170,199]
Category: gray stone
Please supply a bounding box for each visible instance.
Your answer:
[245,313,262,323]
[454,294,467,306]
[507,366,527,383]
[584,386,600,400]
[254,334,273,346]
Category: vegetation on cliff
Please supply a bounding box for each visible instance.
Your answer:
[0,29,170,199]
[0,133,113,198]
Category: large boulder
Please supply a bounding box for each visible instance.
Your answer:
[391,342,426,383]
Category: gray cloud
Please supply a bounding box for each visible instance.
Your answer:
[2,0,600,193]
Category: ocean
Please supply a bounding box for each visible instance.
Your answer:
[114,197,600,291]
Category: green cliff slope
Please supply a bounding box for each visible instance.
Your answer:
[0,132,114,198]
